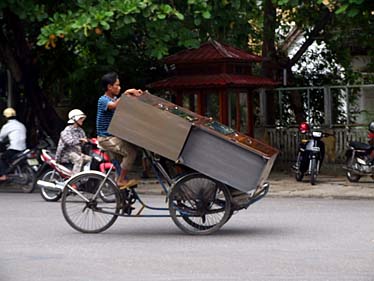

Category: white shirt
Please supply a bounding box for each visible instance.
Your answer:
[0,119,27,151]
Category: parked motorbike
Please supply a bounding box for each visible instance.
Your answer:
[343,122,374,182]
[34,138,115,201]
[0,148,39,192]
[292,122,326,185]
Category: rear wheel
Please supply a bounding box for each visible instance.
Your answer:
[38,169,63,202]
[19,165,36,193]
[295,171,304,181]
[61,172,121,233]
[168,173,231,235]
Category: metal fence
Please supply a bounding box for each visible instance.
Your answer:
[256,84,373,164]
[266,127,368,164]
[258,84,374,127]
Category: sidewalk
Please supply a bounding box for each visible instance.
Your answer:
[136,171,374,200]
[3,170,373,200]
[267,171,374,199]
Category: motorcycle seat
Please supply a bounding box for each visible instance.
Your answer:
[349,141,371,150]
[8,149,30,161]
[59,162,74,170]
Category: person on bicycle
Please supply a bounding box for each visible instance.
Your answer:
[55,109,91,174]
[96,72,143,188]
[0,108,27,181]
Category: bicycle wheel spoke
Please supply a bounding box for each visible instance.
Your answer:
[169,173,231,235]
[61,173,121,233]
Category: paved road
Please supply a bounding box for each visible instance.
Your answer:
[0,193,373,281]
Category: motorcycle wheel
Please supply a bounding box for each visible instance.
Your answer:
[38,168,63,201]
[346,171,361,182]
[295,171,304,181]
[310,159,317,185]
[20,165,36,193]
[99,170,117,203]
[346,157,361,182]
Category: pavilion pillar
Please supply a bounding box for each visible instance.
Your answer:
[235,92,241,132]
[197,90,206,115]
[188,93,195,112]
[219,89,228,125]
[175,91,183,106]
[247,90,254,137]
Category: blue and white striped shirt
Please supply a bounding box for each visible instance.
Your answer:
[96,95,116,137]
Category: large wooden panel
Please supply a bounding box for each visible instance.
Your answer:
[108,94,192,161]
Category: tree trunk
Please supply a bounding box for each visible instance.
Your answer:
[261,2,333,125]
[0,10,64,145]
[261,0,277,125]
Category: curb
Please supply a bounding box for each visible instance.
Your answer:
[136,177,374,200]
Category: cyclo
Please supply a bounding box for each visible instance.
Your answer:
[59,92,278,235]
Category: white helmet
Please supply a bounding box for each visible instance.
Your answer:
[3,107,16,118]
[68,109,86,124]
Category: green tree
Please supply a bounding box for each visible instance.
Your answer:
[261,0,373,124]
[0,0,372,142]
[0,0,208,141]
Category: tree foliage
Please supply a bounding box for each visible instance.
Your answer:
[0,0,372,140]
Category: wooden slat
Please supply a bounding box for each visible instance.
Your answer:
[108,94,192,161]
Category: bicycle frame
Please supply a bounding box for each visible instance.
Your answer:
[61,148,272,235]
[64,151,175,218]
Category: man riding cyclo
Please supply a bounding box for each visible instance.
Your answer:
[96,72,143,189]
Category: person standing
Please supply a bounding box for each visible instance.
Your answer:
[96,72,143,188]
[55,109,92,174]
[0,108,27,181]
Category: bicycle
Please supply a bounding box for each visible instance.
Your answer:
[60,150,269,235]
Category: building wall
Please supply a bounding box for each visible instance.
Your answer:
[352,55,374,123]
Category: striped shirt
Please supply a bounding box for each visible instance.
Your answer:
[96,95,116,137]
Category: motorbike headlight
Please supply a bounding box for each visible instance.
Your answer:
[93,154,103,162]
[312,131,322,138]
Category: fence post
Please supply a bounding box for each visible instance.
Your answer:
[259,88,267,126]
[346,86,350,127]
[324,86,332,127]
[307,88,310,124]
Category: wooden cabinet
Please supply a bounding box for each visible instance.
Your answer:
[108,92,278,192]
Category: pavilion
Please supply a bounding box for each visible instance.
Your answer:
[147,40,278,136]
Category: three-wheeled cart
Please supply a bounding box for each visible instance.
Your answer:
[60,92,279,235]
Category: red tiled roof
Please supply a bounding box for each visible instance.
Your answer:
[147,74,279,89]
[164,40,262,64]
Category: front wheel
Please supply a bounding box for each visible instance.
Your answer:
[61,172,121,233]
[38,169,64,202]
[347,171,361,182]
[168,173,231,235]
[310,159,317,185]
